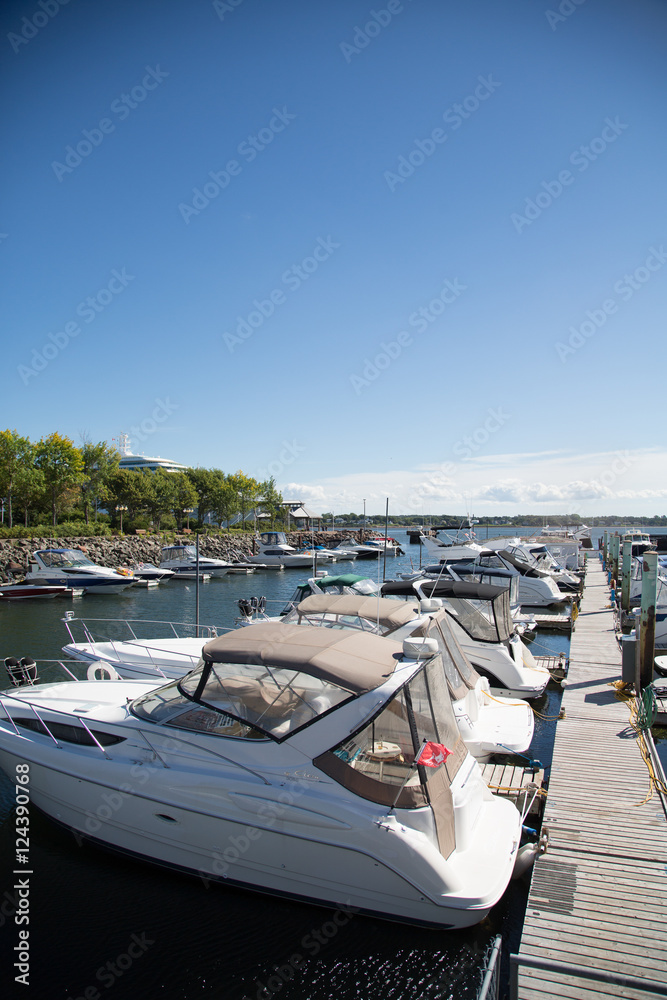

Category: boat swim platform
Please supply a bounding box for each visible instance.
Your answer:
[531,613,573,633]
[513,557,667,1000]
[479,761,545,816]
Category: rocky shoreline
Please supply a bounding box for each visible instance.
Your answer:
[0,531,369,582]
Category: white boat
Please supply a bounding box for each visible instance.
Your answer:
[0,582,71,600]
[23,549,135,595]
[0,622,522,928]
[247,532,316,568]
[382,579,550,700]
[60,615,226,680]
[282,594,534,762]
[160,545,232,578]
[130,563,175,585]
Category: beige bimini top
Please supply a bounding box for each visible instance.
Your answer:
[201,621,403,695]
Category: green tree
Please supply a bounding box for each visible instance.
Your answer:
[213,478,240,531]
[257,476,283,528]
[105,469,152,523]
[0,429,32,528]
[80,439,120,523]
[34,433,85,527]
[13,462,45,527]
[142,469,176,530]
[228,470,260,529]
[186,467,225,524]
[170,472,198,529]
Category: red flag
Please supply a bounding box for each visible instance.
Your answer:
[416,741,451,768]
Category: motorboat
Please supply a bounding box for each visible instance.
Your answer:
[60,614,225,680]
[330,540,383,561]
[417,562,536,634]
[160,545,232,578]
[622,531,654,557]
[23,549,135,595]
[282,594,534,761]
[0,583,72,600]
[497,542,580,593]
[0,622,523,928]
[130,563,175,586]
[247,532,320,568]
[363,535,404,556]
[470,548,570,607]
[280,574,382,615]
[381,579,551,700]
[420,532,486,564]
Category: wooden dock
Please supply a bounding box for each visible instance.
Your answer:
[513,556,667,1000]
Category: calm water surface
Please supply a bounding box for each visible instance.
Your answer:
[0,528,579,999]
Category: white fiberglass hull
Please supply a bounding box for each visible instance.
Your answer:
[0,741,518,930]
[516,576,568,608]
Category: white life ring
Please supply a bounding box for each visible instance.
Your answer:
[87,661,121,681]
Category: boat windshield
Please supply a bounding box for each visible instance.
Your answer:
[37,549,95,568]
[131,681,268,740]
[174,660,353,741]
[281,608,384,633]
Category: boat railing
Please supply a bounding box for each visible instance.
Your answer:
[0,688,272,784]
[61,614,230,660]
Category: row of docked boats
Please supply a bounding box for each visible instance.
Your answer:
[0,528,572,929]
[0,532,405,600]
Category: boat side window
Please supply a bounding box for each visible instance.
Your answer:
[444,597,498,643]
[429,620,479,691]
[316,656,463,807]
[492,590,513,642]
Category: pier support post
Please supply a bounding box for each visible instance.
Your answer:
[638,551,657,691]
[621,539,632,613]
[610,534,620,584]
[603,530,609,569]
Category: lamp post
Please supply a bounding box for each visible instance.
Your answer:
[363,498,366,532]
[115,505,127,534]
[183,508,194,531]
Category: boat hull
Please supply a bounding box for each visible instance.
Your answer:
[0,741,517,930]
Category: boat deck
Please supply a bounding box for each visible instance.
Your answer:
[479,761,545,816]
[513,557,667,999]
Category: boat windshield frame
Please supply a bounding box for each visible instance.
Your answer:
[172,658,358,742]
[36,548,96,568]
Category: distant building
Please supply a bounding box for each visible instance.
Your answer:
[119,453,188,473]
[113,432,187,474]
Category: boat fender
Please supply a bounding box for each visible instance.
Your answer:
[87,661,121,681]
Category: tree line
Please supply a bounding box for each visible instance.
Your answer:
[0,430,284,532]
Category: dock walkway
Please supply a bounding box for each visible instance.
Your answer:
[514,557,667,999]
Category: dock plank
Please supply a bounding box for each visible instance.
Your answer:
[514,557,667,999]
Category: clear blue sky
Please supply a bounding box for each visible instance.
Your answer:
[2,0,666,516]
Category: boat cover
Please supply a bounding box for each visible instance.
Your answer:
[201,622,403,694]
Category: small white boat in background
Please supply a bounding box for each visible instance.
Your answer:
[23,549,135,595]
[248,532,314,568]
[160,545,232,578]
[130,563,175,586]
[0,583,71,600]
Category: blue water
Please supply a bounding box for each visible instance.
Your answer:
[0,528,586,999]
